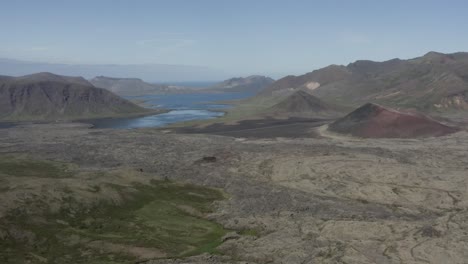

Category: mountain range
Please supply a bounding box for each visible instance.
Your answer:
[259,51,468,113]
[0,58,227,82]
[2,51,468,123]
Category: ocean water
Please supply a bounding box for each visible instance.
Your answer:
[0,122,16,129]
[88,91,255,129]
[88,109,224,129]
[161,81,219,88]
[127,91,255,110]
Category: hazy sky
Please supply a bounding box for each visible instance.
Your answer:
[1,0,468,78]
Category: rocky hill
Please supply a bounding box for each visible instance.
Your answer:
[0,73,151,121]
[265,90,341,118]
[260,52,468,113]
[328,103,459,138]
[206,75,274,93]
[90,76,189,96]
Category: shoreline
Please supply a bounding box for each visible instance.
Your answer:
[0,108,170,128]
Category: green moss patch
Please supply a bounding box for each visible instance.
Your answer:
[0,180,229,263]
[239,228,261,237]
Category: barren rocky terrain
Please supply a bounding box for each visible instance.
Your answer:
[1,122,468,263]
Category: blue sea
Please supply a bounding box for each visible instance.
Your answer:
[87,91,255,129]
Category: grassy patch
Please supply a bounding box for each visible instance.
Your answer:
[239,228,261,237]
[0,155,72,178]
[0,179,229,263]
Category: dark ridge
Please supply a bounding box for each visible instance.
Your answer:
[0,73,150,121]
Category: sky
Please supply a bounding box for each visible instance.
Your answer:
[1,0,468,80]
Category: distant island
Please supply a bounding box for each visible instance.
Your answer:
[90,76,191,96]
[203,75,274,93]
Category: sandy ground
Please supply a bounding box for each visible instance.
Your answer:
[1,123,468,263]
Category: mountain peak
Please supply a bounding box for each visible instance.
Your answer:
[14,72,92,86]
[423,51,445,57]
[329,103,459,138]
[266,89,340,117]
[0,73,148,121]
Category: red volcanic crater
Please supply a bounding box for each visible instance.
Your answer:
[328,103,459,138]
